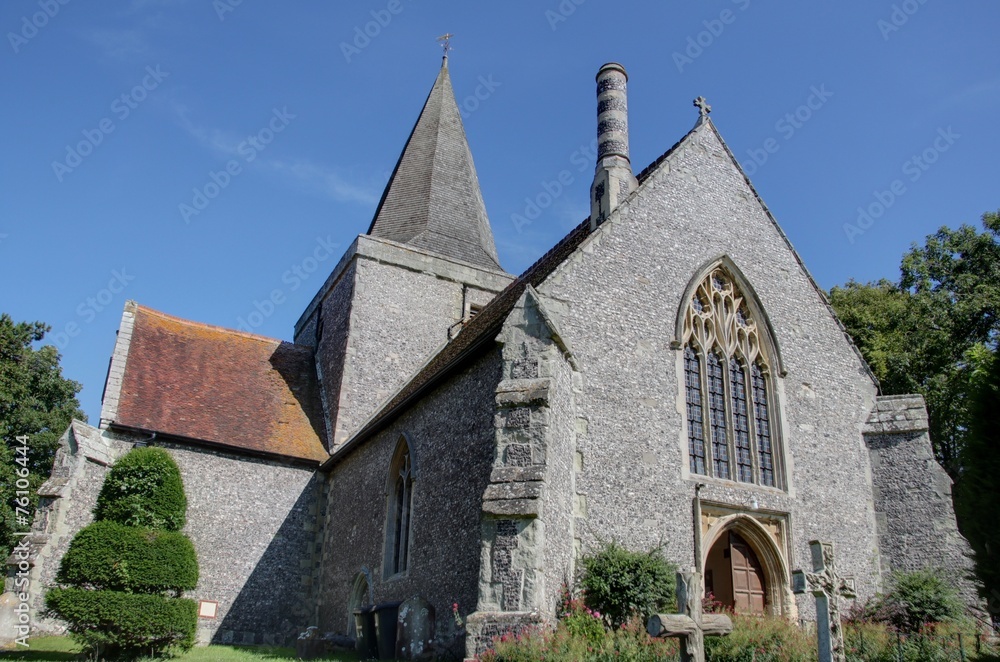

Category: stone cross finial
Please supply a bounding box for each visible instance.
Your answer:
[694,96,712,117]
[436,33,454,56]
[792,540,856,662]
[648,571,733,662]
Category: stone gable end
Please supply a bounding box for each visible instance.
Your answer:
[531,120,883,619]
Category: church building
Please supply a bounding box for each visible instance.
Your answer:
[12,56,977,659]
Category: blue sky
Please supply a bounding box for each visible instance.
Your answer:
[3,1,998,422]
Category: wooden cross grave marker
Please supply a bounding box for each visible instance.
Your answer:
[648,571,733,662]
[792,540,856,662]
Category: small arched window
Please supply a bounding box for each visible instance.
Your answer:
[681,267,781,488]
[384,438,414,577]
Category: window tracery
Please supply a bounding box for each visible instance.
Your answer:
[681,267,781,488]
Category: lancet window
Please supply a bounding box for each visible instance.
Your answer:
[384,438,414,577]
[681,268,780,488]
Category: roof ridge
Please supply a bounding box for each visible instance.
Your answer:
[131,303,303,347]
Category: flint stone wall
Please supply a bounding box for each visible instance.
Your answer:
[156,441,322,646]
[534,123,884,618]
[299,235,511,450]
[865,395,979,605]
[317,349,501,647]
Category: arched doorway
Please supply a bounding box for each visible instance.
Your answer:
[346,570,372,633]
[705,531,767,614]
[701,513,795,618]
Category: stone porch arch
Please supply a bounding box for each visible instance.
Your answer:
[702,513,796,618]
[346,568,373,633]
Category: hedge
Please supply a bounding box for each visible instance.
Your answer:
[56,520,198,595]
[45,588,196,657]
[94,447,187,530]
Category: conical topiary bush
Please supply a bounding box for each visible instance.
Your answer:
[46,447,198,660]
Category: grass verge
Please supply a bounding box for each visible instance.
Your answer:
[0,636,360,661]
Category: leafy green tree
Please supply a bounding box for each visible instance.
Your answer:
[829,211,1000,477]
[954,348,1000,613]
[0,314,85,558]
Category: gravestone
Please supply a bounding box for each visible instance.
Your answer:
[792,540,856,662]
[395,595,435,660]
[294,626,323,660]
[648,571,733,662]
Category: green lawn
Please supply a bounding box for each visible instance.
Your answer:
[0,636,360,661]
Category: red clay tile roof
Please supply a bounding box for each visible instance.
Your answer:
[115,305,328,463]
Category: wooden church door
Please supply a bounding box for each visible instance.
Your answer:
[730,532,767,614]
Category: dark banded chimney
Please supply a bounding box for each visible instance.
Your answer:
[590,62,637,229]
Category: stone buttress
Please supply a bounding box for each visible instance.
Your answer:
[864,395,980,608]
[464,287,580,658]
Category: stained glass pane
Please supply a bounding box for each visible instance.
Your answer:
[684,347,707,475]
[707,352,730,479]
[730,358,754,483]
[752,364,775,487]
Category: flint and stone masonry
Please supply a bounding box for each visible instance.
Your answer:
[865,395,979,606]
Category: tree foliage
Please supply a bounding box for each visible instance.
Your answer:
[954,347,1000,613]
[847,569,965,634]
[830,211,1000,605]
[0,314,84,558]
[578,542,677,629]
[829,211,1000,476]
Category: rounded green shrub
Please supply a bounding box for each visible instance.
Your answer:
[885,569,964,633]
[56,520,198,595]
[94,447,187,530]
[45,587,196,659]
[579,542,677,629]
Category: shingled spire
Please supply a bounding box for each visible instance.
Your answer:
[367,57,504,271]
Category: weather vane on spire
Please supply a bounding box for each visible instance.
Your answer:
[437,33,454,56]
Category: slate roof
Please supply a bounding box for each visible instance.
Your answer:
[114,305,329,463]
[366,57,504,271]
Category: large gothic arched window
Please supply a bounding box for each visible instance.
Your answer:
[681,267,780,488]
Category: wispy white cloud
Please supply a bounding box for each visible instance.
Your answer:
[263,158,380,206]
[171,101,240,158]
[170,101,379,206]
[550,198,589,231]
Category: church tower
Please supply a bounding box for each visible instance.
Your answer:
[295,57,512,450]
